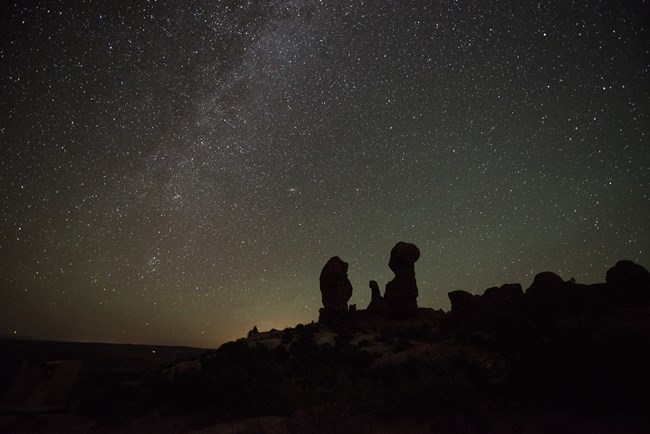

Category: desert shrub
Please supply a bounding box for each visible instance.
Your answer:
[272,344,289,361]
[392,337,413,353]
[334,329,354,346]
[289,333,318,357]
[334,345,374,370]
[376,331,395,345]
[140,340,295,420]
[282,328,294,344]
[410,324,436,341]
[237,419,267,434]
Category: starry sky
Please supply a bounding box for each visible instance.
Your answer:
[1,0,648,348]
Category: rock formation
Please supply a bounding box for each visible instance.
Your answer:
[384,242,420,316]
[448,284,525,331]
[526,271,565,299]
[447,260,650,338]
[483,283,524,301]
[606,260,650,289]
[448,290,480,313]
[606,260,650,306]
[318,256,353,322]
[367,280,385,312]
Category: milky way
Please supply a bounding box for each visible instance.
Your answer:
[1,0,648,347]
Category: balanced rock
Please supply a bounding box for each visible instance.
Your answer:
[384,242,420,315]
[319,256,353,321]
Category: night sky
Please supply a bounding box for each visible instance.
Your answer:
[1,0,648,348]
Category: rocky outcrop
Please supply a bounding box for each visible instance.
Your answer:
[384,242,420,316]
[526,271,565,298]
[483,283,524,301]
[447,284,526,334]
[482,284,525,317]
[606,260,650,289]
[448,284,524,315]
[606,260,650,306]
[319,256,353,322]
[447,260,650,341]
[448,290,480,313]
[367,280,385,312]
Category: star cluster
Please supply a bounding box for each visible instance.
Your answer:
[1,0,648,347]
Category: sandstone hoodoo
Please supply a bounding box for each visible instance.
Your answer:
[367,280,385,312]
[318,256,353,322]
[384,242,420,316]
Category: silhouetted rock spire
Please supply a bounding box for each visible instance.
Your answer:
[367,280,385,312]
[384,242,420,316]
[318,256,353,322]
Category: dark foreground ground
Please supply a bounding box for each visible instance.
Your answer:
[0,339,205,433]
[2,261,650,433]
[2,306,650,434]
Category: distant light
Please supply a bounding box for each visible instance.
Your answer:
[152,350,156,354]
